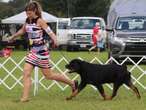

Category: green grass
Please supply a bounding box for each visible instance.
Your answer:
[0,86,146,110]
[0,50,146,110]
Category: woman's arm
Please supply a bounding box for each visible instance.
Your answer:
[9,24,26,41]
[38,19,58,46]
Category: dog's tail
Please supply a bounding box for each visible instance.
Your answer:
[122,64,132,81]
[122,64,131,76]
[122,64,127,70]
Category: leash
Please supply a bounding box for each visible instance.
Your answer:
[48,41,71,62]
[48,39,71,62]
[59,50,71,62]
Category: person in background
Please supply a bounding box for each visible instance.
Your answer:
[9,1,78,102]
[89,22,101,53]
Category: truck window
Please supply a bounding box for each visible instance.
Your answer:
[70,19,100,29]
[116,17,146,31]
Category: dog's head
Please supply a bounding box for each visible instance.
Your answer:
[65,59,82,73]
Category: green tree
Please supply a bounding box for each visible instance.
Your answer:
[40,0,111,18]
[0,2,15,19]
[39,0,68,17]
[8,0,29,13]
[72,0,110,18]
[0,0,112,19]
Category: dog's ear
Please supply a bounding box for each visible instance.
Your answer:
[71,59,82,66]
[68,59,82,72]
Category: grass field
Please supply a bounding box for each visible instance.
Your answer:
[0,50,146,110]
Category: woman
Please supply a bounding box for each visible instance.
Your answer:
[9,1,78,102]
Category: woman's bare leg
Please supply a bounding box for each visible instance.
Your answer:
[89,45,96,51]
[41,68,74,86]
[21,63,34,102]
[97,47,100,54]
[41,68,78,100]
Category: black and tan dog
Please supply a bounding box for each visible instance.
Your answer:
[65,59,141,100]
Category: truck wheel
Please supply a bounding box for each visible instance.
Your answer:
[67,46,73,51]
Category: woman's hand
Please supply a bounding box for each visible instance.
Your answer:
[7,36,14,43]
[7,24,26,43]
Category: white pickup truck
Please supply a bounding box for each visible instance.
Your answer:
[67,17,107,51]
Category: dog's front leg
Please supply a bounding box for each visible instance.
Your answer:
[96,84,109,100]
[66,89,78,100]
[66,81,87,100]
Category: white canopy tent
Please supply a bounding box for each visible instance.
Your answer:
[1,11,58,24]
[1,11,71,45]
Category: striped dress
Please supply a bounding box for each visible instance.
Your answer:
[25,17,51,68]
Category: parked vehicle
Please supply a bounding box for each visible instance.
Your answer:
[67,17,106,51]
[56,18,70,49]
[107,0,146,60]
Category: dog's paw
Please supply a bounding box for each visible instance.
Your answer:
[104,96,112,100]
[66,97,72,100]
[137,95,141,99]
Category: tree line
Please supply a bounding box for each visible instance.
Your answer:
[0,0,113,21]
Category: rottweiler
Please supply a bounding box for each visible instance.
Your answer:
[65,59,141,100]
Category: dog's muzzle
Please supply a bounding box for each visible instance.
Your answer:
[68,69,75,73]
[65,65,75,73]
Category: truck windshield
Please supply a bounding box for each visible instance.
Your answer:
[116,17,146,31]
[70,19,100,29]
